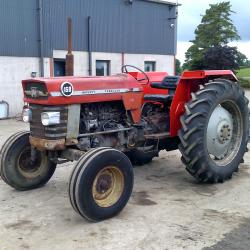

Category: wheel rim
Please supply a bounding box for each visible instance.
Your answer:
[206,101,243,166]
[92,166,124,207]
[17,147,44,178]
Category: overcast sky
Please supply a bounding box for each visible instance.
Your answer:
[173,0,250,63]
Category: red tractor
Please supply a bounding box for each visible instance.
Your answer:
[0,65,248,221]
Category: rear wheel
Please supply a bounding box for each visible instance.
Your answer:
[0,131,56,190]
[69,148,134,221]
[178,79,249,183]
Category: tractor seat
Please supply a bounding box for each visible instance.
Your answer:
[144,76,179,104]
[150,76,180,95]
[144,94,173,104]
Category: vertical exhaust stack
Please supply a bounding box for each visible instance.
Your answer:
[87,16,92,76]
[66,17,74,76]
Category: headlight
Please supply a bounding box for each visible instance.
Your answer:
[22,108,32,123]
[41,112,60,126]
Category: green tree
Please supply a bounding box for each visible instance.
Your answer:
[203,45,240,70]
[237,51,249,67]
[175,58,182,75]
[184,1,240,70]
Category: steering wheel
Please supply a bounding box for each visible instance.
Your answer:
[121,65,150,84]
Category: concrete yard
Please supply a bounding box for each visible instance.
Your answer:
[1,95,250,250]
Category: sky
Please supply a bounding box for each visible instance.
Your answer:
[171,0,250,63]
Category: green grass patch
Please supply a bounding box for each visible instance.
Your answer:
[238,77,250,88]
[237,67,250,78]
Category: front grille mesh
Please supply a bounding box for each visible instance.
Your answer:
[24,82,48,99]
[30,105,68,139]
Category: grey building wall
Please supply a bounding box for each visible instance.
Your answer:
[0,0,178,57]
[0,0,40,57]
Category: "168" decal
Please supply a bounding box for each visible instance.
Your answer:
[60,82,74,97]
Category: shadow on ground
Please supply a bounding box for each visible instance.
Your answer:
[203,219,250,250]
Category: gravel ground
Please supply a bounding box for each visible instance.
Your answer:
[0,89,250,250]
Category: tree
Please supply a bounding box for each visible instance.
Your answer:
[184,1,240,70]
[175,58,182,75]
[203,46,240,70]
[237,51,249,67]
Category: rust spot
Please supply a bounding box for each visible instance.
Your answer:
[65,138,78,146]
[29,136,65,150]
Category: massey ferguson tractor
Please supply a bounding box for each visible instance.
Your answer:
[0,65,248,222]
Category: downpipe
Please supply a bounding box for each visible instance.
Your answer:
[38,0,44,77]
[87,16,92,76]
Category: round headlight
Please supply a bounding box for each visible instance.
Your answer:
[41,112,60,126]
[22,108,32,123]
[41,112,50,126]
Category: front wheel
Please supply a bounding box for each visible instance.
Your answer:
[69,148,134,221]
[178,79,249,183]
[0,131,56,190]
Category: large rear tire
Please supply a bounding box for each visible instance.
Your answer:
[178,79,249,183]
[69,148,134,221]
[0,131,56,190]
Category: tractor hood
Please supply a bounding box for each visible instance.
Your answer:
[22,74,143,105]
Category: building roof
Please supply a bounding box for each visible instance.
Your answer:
[144,0,180,6]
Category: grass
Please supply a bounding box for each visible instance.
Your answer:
[238,77,250,88]
[236,67,250,88]
[237,67,250,78]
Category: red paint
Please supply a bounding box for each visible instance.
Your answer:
[181,70,237,80]
[128,71,169,95]
[22,70,237,136]
[169,70,238,136]
[23,74,146,124]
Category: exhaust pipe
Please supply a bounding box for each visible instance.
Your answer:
[66,17,74,76]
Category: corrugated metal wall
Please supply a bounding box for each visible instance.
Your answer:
[0,0,40,57]
[0,0,177,57]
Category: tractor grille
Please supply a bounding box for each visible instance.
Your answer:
[30,104,68,139]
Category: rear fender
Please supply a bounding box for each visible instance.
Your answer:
[169,70,238,137]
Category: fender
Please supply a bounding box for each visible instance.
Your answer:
[169,70,238,137]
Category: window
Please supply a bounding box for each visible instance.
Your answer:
[144,61,156,72]
[54,59,66,76]
[96,60,110,76]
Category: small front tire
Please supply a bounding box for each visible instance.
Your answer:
[69,148,134,221]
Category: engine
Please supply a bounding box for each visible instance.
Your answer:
[79,101,127,134]
[77,102,129,150]
[77,101,170,151]
[141,103,170,134]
